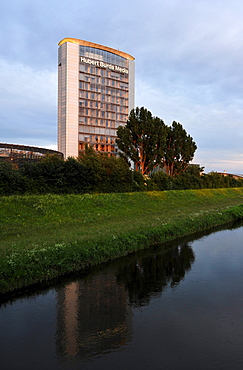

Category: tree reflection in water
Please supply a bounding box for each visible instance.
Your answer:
[116,243,195,307]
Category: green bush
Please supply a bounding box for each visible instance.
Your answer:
[132,170,146,191]
[148,171,170,191]
[1,150,243,196]
[171,173,202,190]
[21,156,65,193]
[0,162,27,195]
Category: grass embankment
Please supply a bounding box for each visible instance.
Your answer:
[1,188,243,294]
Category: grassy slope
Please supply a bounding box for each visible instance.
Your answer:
[1,188,243,294]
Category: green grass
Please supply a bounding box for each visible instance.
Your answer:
[1,188,243,294]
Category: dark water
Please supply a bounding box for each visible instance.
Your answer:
[1,223,243,370]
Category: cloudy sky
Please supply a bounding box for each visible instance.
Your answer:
[1,0,243,173]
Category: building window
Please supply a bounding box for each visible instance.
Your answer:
[80,65,85,72]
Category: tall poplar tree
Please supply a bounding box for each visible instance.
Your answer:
[116,107,168,175]
[163,121,197,176]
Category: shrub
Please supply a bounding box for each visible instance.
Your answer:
[148,171,169,191]
[0,162,27,195]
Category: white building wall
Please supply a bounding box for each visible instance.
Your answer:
[58,42,79,159]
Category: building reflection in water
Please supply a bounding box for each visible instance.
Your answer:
[55,271,132,359]
[55,241,195,361]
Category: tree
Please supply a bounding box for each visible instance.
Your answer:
[185,164,204,177]
[163,121,197,177]
[78,144,134,193]
[116,107,168,175]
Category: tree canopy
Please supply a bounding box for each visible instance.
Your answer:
[116,108,197,177]
[163,121,197,176]
[116,107,168,175]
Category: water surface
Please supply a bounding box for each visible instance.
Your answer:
[1,223,243,370]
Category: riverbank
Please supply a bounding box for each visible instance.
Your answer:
[1,188,243,294]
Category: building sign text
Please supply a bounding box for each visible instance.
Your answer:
[80,57,128,74]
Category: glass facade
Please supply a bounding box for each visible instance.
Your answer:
[78,47,130,153]
[79,46,129,68]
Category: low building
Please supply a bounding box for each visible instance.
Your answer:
[216,171,243,180]
[0,143,63,167]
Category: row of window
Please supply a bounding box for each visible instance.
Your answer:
[79,117,125,127]
[79,105,127,114]
[79,81,128,94]
[79,99,128,108]
[79,90,128,100]
[80,78,128,90]
[79,143,117,153]
[80,134,116,144]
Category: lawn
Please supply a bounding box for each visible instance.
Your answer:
[1,188,243,294]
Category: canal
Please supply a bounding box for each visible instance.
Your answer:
[1,222,243,370]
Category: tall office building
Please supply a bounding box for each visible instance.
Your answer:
[58,38,135,159]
